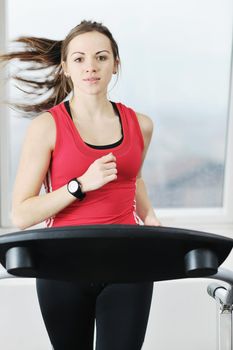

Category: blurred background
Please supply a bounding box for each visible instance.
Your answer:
[4,0,232,214]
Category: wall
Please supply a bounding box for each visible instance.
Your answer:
[0,278,218,350]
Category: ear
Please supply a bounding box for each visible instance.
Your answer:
[113,58,119,74]
[61,60,68,75]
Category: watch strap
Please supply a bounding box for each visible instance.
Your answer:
[67,178,86,200]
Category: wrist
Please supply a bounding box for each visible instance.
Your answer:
[143,213,161,226]
[67,177,86,200]
[138,207,160,224]
[77,176,87,193]
[138,207,155,222]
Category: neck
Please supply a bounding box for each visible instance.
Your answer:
[69,92,113,122]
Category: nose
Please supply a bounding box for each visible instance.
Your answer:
[85,58,97,73]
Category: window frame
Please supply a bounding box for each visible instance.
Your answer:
[0,0,11,229]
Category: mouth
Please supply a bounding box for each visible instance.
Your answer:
[83,77,101,82]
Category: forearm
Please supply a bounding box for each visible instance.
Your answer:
[11,153,117,230]
[12,183,77,230]
[135,177,159,223]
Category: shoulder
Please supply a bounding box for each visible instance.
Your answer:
[28,111,55,138]
[117,102,154,141]
[29,111,54,127]
[135,112,154,138]
[27,111,56,151]
[117,102,154,134]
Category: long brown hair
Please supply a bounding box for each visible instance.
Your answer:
[0,20,120,117]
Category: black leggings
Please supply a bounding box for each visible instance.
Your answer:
[36,279,154,350]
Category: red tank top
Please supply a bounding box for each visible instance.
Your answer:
[43,101,144,227]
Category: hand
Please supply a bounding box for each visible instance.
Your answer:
[78,153,117,192]
[144,216,162,226]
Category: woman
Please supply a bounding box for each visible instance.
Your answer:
[1,20,160,350]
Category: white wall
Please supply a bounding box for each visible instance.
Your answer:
[0,279,51,350]
[0,278,217,350]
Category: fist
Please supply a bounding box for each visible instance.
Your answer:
[78,152,117,192]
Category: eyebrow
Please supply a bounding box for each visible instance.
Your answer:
[71,50,110,56]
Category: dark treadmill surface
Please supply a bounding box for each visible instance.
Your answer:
[0,225,232,282]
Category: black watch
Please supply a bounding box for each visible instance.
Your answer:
[67,178,86,200]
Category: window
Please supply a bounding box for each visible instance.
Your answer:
[1,0,233,227]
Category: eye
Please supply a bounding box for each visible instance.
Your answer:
[74,57,83,62]
[97,55,107,61]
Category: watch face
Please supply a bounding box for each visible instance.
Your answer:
[69,180,79,193]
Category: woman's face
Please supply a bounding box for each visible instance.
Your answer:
[63,31,118,96]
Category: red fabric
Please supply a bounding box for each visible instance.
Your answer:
[43,102,144,227]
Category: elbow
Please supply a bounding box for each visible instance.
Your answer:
[11,210,29,230]
[11,217,27,231]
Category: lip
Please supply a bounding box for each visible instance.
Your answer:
[83,77,101,82]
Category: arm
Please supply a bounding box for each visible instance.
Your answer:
[11,113,77,230]
[11,113,117,230]
[135,112,161,226]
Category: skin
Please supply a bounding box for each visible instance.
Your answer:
[11,31,160,229]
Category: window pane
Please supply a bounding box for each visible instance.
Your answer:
[8,0,232,210]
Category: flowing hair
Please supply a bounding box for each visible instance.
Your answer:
[0,20,120,117]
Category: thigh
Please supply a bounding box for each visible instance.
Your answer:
[95,282,154,350]
[36,279,96,350]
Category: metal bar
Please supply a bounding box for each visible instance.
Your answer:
[208,267,233,286]
[216,299,233,350]
[207,268,233,350]
[208,284,233,306]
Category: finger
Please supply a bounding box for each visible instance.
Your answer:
[103,162,117,170]
[101,152,116,162]
[103,168,117,176]
[104,173,117,183]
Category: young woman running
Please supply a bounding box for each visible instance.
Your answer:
[1,20,161,350]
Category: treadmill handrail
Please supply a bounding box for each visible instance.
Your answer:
[208,267,233,286]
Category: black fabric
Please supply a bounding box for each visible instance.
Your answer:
[36,279,153,350]
[64,100,123,149]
